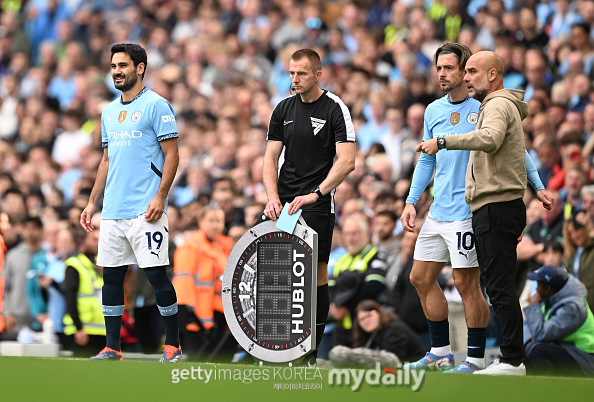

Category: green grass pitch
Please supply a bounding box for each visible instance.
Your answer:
[1,356,593,402]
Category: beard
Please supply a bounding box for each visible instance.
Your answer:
[469,75,490,102]
[113,73,138,92]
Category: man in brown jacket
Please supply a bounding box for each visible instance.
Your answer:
[418,51,553,375]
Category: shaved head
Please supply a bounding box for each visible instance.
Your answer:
[471,51,504,75]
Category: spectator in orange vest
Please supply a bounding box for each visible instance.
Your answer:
[173,206,234,360]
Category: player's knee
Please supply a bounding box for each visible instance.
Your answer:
[409,270,429,290]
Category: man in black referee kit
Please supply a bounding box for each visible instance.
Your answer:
[263,48,356,365]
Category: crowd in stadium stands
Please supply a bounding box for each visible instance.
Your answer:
[1,0,594,368]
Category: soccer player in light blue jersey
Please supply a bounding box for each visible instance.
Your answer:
[400,43,551,373]
[81,43,181,362]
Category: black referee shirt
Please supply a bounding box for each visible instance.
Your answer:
[267,90,356,212]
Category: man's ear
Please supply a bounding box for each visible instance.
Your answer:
[137,62,145,76]
[316,69,322,82]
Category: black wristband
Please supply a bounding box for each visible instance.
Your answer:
[312,187,323,198]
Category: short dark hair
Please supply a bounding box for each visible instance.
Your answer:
[433,42,473,70]
[543,240,563,254]
[376,209,397,223]
[571,22,591,36]
[23,216,43,229]
[291,48,322,72]
[110,43,148,79]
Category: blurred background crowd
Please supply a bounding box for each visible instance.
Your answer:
[1,0,594,363]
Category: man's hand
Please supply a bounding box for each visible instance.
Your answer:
[416,138,439,156]
[80,204,96,232]
[400,203,417,232]
[288,193,318,215]
[74,329,89,346]
[145,195,165,223]
[329,303,349,321]
[264,199,282,221]
[36,313,48,325]
[38,274,53,288]
[528,292,543,305]
[536,189,553,210]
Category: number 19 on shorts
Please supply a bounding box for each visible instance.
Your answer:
[145,231,164,251]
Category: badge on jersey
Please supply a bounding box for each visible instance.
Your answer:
[467,113,478,124]
[131,111,142,122]
[118,111,127,123]
[310,117,326,135]
[450,112,460,126]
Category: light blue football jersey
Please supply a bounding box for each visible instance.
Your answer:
[406,95,478,221]
[101,87,178,219]
[407,95,543,222]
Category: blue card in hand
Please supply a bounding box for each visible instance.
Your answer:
[276,203,302,234]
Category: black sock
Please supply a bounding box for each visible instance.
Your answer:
[145,267,179,348]
[102,266,128,351]
[315,284,329,352]
[427,318,450,348]
[105,316,123,351]
[467,327,487,358]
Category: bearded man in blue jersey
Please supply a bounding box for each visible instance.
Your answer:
[401,43,551,374]
[81,43,181,362]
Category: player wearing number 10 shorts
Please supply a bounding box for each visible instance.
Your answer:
[81,44,181,362]
[399,43,544,374]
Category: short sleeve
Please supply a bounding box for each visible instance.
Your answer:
[331,100,355,143]
[266,102,284,142]
[101,111,108,148]
[152,99,179,141]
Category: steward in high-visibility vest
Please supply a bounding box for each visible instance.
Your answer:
[524,266,594,376]
[329,215,387,347]
[63,253,105,336]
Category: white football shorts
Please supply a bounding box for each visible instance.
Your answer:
[97,213,169,268]
[413,215,478,268]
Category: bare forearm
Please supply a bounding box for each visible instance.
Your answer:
[88,157,109,205]
[318,155,355,195]
[263,156,280,201]
[517,241,543,260]
[156,150,179,200]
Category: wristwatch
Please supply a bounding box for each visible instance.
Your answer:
[437,136,446,150]
[312,186,323,199]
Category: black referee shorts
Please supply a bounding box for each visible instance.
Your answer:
[255,209,335,264]
[300,210,335,264]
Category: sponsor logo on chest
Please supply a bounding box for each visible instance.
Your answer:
[310,117,326,135]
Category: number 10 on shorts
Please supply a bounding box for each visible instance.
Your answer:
[456,231,474,250]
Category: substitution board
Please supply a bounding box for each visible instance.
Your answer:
[222,218,317,363]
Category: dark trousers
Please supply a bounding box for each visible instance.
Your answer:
[472,199,526,366]
[525,342,584,377]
